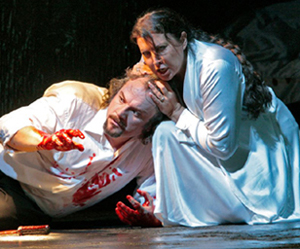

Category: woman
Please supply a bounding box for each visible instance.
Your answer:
[117,8,300,227]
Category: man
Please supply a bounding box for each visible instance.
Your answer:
[0,72,164,230]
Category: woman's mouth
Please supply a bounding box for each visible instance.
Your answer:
[157,66,168,75]
[156,65,172,80]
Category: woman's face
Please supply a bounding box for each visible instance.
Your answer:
[136,32,187,81]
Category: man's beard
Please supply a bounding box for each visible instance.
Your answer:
[103,119,123,138]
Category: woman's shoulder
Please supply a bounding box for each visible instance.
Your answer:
[191,39,237,63]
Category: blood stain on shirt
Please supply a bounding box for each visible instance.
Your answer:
[72,167,123,206]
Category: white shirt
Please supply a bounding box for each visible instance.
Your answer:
[0,81,155,217]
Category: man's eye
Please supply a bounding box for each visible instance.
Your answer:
[133,110,141,117]
[119,96,125,103]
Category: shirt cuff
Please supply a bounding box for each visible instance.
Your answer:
[176,108,198,130]
[175,108,208,150]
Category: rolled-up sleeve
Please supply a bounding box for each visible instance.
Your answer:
[0,93,80,149]
[0,97,59,147]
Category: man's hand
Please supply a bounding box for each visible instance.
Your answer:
[115,189,162,227]
[37,129,85,151]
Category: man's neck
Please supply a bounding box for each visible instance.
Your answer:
[104,134,131,151]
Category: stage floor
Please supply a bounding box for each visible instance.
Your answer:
[1,221,300,248]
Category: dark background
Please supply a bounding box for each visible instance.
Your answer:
[0,0,293,116]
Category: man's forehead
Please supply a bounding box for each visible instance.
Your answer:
[124,78,147,90]
[122,78,156,108]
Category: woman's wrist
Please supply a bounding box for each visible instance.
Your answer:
[170,105,185,123]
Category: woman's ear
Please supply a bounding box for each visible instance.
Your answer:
[180,31,188,50]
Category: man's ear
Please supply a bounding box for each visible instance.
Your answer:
[180,31,188,50]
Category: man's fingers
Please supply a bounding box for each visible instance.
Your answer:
[58,132,73,144]
[126,195,146,214]
[116,201,133,214]
[67,129,85,139]
[59,129,85,151]
[73,142,84,152]
[116,202,141,225]
[137,189,153,206]
[116,201,138,219]
[115,207,132,225]
[51,134,65,147]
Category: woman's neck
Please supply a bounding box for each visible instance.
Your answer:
[176,51,187,83]
[171,51,187,106]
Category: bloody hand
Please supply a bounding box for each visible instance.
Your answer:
[37,129,85,151]
[115,189,162,227]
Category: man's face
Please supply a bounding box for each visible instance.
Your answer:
[104,77,157,142]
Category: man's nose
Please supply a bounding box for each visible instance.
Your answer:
[116,106,128,119]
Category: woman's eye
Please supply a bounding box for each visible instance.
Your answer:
[157,46,167,54]
[142,51,151,58]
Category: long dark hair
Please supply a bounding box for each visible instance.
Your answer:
[131,8,272,119]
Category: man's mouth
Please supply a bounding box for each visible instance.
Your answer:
[110,115,126,130]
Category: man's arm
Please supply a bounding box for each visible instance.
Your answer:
[6,126,85,152]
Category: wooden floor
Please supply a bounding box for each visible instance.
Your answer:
[1,221,300,248]
[1,183,300,248]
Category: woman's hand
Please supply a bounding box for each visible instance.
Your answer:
[148,80,185,123]
[37,129,85,151]
[115,189,162,227]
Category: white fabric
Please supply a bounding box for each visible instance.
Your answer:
[0,81,155,217]
[153,40,300,227]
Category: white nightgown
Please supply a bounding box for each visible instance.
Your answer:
[153,40,300,227]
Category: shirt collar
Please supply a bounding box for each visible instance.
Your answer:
[84,108,107,136]
[83,108,112,152]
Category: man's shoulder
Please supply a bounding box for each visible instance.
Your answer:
[43,80,108,110]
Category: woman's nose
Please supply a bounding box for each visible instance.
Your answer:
[152,52,162,65]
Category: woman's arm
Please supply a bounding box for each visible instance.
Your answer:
[148,58,244,160]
